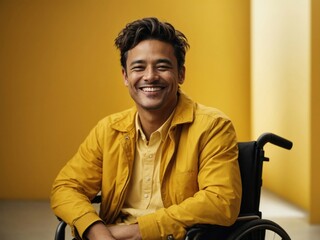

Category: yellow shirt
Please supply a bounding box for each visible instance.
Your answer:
[116,111,174,224]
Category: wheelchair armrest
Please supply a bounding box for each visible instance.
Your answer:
[185,224,213,240]
[184,214,261,240]
[55,220,67,240]
[185,224,235,240]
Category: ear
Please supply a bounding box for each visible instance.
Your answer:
[122,68,129,86]
[178,66,186,84]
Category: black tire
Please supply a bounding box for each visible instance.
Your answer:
[227,219,291,240]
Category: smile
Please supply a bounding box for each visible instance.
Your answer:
[140,87,163,92]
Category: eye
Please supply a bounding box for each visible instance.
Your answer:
[131,65,145,72]
[157,65,171,71]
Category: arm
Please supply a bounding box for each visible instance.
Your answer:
[85,222,141,240]
[51,123,104,238]
[137,117,242,239]
[107,224,142,240]
[85,222,116,240]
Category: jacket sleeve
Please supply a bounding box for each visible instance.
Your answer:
[137,117,242,240]
[50,122,104,238]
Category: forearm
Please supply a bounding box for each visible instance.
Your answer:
[85,222,142,240]
[51,132,104,236]
[85,222,116,240]
[107,224,142,240]
[51,171,103,238]
[51,176,102,237]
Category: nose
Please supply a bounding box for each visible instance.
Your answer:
[143,67,159,82]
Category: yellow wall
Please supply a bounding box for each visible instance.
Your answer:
[252,0,320,223]
[0,1,250,199]
[252,0,310,209]
[310,0,320,224]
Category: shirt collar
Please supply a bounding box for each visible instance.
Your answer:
[135,109,175,143]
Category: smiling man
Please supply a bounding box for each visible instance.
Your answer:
[51,17,242,240]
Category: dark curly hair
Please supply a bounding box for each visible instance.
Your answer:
[114,17,189,72]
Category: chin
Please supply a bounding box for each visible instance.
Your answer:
[141,105,163,111]
[138,101,164,110]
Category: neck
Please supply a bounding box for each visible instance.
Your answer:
[137,103,177,141]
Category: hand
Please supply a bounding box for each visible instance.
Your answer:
[107,224,142,240]
[85,221,116,240]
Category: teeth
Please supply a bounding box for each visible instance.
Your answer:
[141,87,161,92]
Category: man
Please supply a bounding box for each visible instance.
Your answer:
[51,17,242,240]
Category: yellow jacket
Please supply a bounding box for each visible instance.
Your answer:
[51,92,242,240]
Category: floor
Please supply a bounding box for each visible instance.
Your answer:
[260,190,320,239]
[0,189,319,240]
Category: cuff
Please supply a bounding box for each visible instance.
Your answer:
[73,211,102,239]
[137,213,161,240]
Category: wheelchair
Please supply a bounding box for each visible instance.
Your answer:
[55,132,293,240]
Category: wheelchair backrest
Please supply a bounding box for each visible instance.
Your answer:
[238,141,264,216]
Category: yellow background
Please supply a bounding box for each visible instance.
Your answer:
[0,0,318,223]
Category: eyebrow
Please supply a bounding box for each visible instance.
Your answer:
[129,60,145,66]
[157,58,174,66]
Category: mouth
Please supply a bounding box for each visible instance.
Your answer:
[139,86,164,92]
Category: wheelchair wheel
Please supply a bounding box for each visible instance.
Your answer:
[227,219,291,240]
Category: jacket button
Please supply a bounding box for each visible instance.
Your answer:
[167,234,174,240]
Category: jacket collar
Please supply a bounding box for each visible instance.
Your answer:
[171,90,194,126]
[110,90,195,132]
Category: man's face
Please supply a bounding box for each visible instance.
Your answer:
[122,39,185,113]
